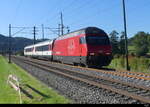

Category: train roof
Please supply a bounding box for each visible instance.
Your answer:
[67,27,106,35]
[24,39,53,49]
[57,27,107,40]
[35,39,53,45]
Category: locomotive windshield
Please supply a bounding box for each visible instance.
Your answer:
[86,36,110,45]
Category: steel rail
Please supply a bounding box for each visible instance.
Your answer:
[28,56,150,79]
[77,67,150,80]
[12,55,150,91]
[116,70,150,77]
[13,57,150,104]
[15,56,150,92]
[15,56,150,81]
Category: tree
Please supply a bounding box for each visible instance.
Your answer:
[119,32,126,55]
[148,34,150,53]
[136,45,149,56]
[109,30,120,56]
[133,32,149,56]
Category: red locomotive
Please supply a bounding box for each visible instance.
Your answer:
[52,27,112,67]
[25,27,112,67]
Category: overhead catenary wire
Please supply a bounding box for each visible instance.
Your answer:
[10,1,123,40]
[39,0,67,24]
[10,1,150,40]
[64,0,102,18]
[68,1,120,30]
[39,0,102,36]
[12,0,23,24]
[41,0,93,25]
[57,0,108,32]
[39,0,120,38]
[68,0,150,30]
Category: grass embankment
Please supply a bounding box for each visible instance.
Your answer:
[108,56,150,74]
[0,55,70,104]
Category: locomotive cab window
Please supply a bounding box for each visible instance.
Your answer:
[86,36,110,45]
[80,37,86,44]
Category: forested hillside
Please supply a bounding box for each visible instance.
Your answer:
[0,34,46,54]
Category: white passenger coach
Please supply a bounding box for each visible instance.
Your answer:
[24,40,54,60]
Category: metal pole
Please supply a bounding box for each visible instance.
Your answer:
[41,24,44,56]
[67,26,70,33]
[60,12,64,36]
[42,24,44,41]
[9,24,12,63]
[58,24,61,36]
[122,0,130,71]
[33,26,36,44]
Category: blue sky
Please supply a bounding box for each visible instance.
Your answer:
[0,0,150,39]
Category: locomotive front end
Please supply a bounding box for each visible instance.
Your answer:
[85,28,112,67]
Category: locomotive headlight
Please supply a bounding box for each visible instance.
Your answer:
[90,53,95,56]
[105,53,111,55]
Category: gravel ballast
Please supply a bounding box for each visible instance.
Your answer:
[12,58,144,104]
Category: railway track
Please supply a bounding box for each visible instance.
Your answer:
[15,56,150,82]
[65,64,150,81]
[11,56,150,104]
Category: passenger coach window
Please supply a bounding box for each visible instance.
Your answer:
[80,37,86,44]
[43,45,49,51]
[36,45,49,51]
[25,48,33,52]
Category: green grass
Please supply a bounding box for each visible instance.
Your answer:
[128,45,136,53]
[0,55,70,104]
[107,57,150,74]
